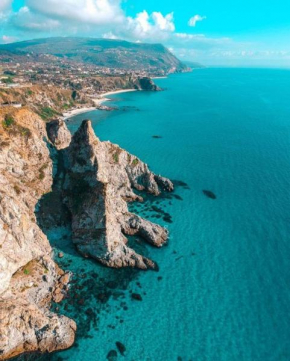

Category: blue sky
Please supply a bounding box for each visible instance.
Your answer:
[1,0,290,66]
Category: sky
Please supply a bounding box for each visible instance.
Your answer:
[0,0,290,66]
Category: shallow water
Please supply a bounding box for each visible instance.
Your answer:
[36,69,290,361]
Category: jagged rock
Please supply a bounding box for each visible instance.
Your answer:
[135,77,161,91]
[0,108,76,359]
[63,120,173,270]
[46,119,72,150]
[155,175,174,192]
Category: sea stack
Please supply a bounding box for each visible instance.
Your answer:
[62,120,174,270]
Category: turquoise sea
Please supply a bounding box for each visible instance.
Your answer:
[40,69,290,361]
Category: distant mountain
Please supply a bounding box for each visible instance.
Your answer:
[183,61,205,69]
[0,37,189,74]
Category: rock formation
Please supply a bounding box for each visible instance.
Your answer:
[0,108,76,360]
[62,120,173,270]
[46,119,72,150]
[135,77,162,91]
[0,109,173,359]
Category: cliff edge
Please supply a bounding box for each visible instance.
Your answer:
[0,108,76,360]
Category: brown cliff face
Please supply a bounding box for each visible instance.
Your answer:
[62,120,173,270]
[0,108,76,360]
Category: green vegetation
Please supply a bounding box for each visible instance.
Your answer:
[2,115,31,139]
[38,163,48,180]
[2,114,15,128]
[0,37,188,72]
[38,106,60,121]
[18,126,31,138]
[113,152,119,163]
[72,90,78,100]
[2,76,14,84]
[23,269,29,275]
[3,70,16,76]
[132,158,139,167]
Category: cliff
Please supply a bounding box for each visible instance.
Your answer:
[0,110,173,359]
[0,108,76,360]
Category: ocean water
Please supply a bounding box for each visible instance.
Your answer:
[40,69,290,361]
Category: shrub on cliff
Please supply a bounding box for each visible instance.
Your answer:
[3,114,15,128]
[2,114,32,139]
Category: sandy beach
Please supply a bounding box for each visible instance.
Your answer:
[62,88,137,120]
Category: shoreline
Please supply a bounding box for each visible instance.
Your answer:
[152,76,168,79]
[62,88,137,120]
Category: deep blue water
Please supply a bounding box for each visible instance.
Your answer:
[49,69,290,361]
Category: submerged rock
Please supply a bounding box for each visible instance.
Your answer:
[107,350,118,361]
[131,293,143,301]
[202,190,217,199]
[116,341,126,356]
[63,120,173,270]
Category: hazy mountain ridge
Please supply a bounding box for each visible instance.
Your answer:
[0,37,189,74]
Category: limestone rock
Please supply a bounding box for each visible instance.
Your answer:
[0,108,52,294]
[46,119,72,150]
[134,77,161,91]
[0,108,76,359]
[63,120,173,270]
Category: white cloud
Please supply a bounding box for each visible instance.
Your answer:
[101,11,175,42]
[188,15,206,27]
[26,0,124,25]
[125,11,175,41]
[13,6,60,31]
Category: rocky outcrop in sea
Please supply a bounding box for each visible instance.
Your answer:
[62,120,173,270]
[134,77,162,91]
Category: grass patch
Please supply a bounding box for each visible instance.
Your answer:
[132,158,139,167]
[39,107,60,121]
[2,115,32,139]
[113,152,119,163]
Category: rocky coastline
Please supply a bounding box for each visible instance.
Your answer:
[0,106,173,359]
